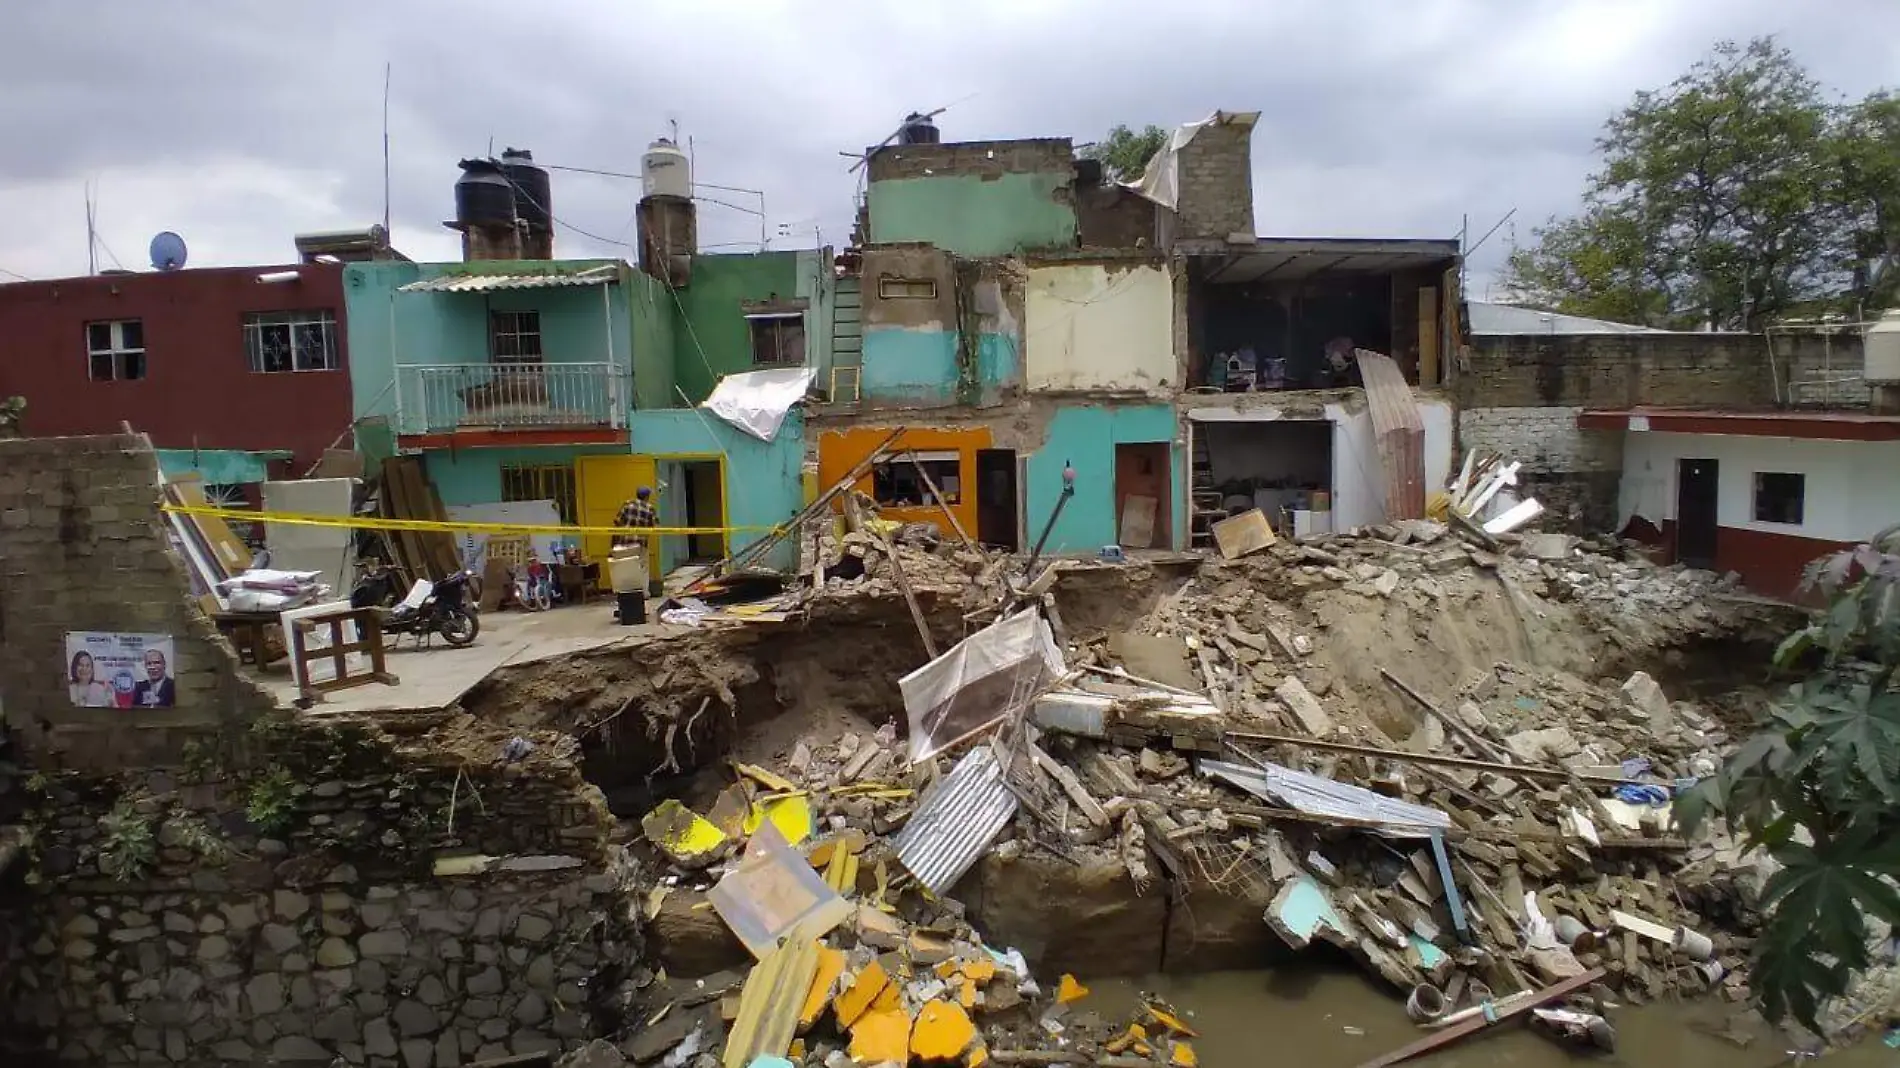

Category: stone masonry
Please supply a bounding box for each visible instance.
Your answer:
[0,433,275,769]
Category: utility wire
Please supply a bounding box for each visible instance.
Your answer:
[0,265,32,282]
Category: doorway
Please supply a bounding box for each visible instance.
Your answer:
[975,449,1019,550]
[1676,457,1719,569]
[1113,442,1173,549]
[683,460,726,562]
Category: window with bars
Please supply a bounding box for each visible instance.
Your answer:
[491,311,544,364]
[86,320,146,381]
[748,313,805,366]
[244,310,338,372]
[500,464,577,524]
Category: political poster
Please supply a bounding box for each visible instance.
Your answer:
[65,632,177,709]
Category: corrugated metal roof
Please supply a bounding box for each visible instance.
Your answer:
[1201,758,1450,838]
[1470,301,1667,336]
[398,265,619,293]
[894,746,1018,894]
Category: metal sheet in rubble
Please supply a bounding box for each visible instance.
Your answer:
[1200,757,1449,838]
[893,746,1019,894]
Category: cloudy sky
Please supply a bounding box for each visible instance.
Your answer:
[4,0,1896,296]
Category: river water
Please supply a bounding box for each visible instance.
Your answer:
[1086,969,1887,1068]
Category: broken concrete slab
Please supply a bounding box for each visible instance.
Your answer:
[1274,676,1332,737]
[1502,726,1581,764]
[1621,670,1674,736]
[1107,632,1201,692]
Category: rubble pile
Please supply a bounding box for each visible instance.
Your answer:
[593,510,1797,1066]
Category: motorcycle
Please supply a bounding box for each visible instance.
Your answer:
[350,562,481,647]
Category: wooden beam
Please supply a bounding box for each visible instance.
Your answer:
[1353,968,1606,1068]
[1224,730,1632,787]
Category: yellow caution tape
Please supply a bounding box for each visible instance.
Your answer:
[160,502,785,538]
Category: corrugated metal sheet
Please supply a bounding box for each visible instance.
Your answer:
[398,265,619,293]
[894,746,1019,894]
[723,935,821,1068]
[1201,758,1449,838]
[1358,350,1426,521]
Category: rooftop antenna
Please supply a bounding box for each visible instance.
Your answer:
[382,62,392,237]
[85,182,97,275]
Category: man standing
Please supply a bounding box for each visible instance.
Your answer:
[131,648,176,709]
[613,486,657,547]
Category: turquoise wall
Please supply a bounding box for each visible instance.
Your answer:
[859,329,1020,407]
[424,444,626,510]
[627,408,806,572]
[1024,404,1184,554]
[341,260,632,423]
[868,174,1077,257]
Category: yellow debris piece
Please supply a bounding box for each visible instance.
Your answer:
[734,761,796,792]
[1055,974,1090,1004]
[968,1045,989,1067]
[640,799,727,861]
[1106,1024,1148,1055]
[742,795,814,846]
[935,960,961,980]
[1143,1001,1200,1037]
[910,1000,977,1062]
[960,959,997,984]
[848,1007,913,1065]
[833,959,890,1028]
[869,978,903,1015]
[798,946,846,1029]
[1170,1040,1199,1067]
[957,976,977,1009]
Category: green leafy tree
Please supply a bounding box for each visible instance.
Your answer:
[1837,92,1900,310]
[1678,526,1900,1031]
[1505,38,1855,330]
[1081,124,1169,184]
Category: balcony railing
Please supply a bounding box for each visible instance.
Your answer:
[394,362,625,436]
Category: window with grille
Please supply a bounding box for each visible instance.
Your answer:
[86,320,146,381]
[501,464,577,524]
[871,451,962,506]
[491,311,544,364]
[244,310,338,372]
[748,313,805,366]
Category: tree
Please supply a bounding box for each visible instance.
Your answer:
[1504,39,1860,330]
[1081,124,1169,184]
[1837,92,1900,309]
[1677,528,1900,1031]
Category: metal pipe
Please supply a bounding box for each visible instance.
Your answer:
[1023,462,1076,581]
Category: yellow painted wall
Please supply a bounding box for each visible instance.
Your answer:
[816,425,993,536]
[1024,263,1175,393]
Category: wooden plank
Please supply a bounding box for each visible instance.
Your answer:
[1224,731,1631,787]
[878,530,938,659]
[1211,508,1276,559]
[1378,667,1514,764]
[1352,967,1606,1068]
[1418,286,1440,388]
[1118,494,1157,549]
[907,452,975,552]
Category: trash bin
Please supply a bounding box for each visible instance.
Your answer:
[616,591,647,626]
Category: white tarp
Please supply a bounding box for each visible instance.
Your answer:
[1134,110,1262,212]
[900,609,1065,763]
[702,366,816,443]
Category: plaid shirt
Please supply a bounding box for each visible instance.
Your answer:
[613,498,657,546]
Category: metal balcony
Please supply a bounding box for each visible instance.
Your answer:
[394,362,626,436]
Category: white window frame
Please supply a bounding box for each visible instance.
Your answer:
[86,319,146,381]
[244,310,338,373]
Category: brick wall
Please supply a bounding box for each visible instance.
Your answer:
[1458,333,1780,410]
[866,138,1075,182]
[1174,119,1256,241]
[0,433,272,769]
[1457,407,1625,530]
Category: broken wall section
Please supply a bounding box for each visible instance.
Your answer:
[0,433,277,769]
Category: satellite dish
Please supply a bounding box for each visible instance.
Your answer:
[149,232,188,271]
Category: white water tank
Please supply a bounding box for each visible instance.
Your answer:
[1867,310,1900,385]
[642,138,692,200]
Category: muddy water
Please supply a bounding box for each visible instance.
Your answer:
[1086,969,1884,1067]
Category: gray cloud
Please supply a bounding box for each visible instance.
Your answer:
[3,0,1895,292]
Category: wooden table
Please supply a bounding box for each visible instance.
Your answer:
[212,611,285,666]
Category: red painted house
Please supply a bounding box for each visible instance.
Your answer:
[0,264,353,482]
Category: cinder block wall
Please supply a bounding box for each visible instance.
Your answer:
[1173,121,1255,241]
[0,433,272,768]
[1456,333,1785,533]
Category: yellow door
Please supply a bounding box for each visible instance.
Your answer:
[576,454,659,583]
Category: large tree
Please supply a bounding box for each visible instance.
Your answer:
[1081,124,1169,185]
[1504,38,1895,330]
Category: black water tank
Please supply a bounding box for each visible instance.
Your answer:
[501,148,552,232]
[899,112,940,145]
[455,159,516,228]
